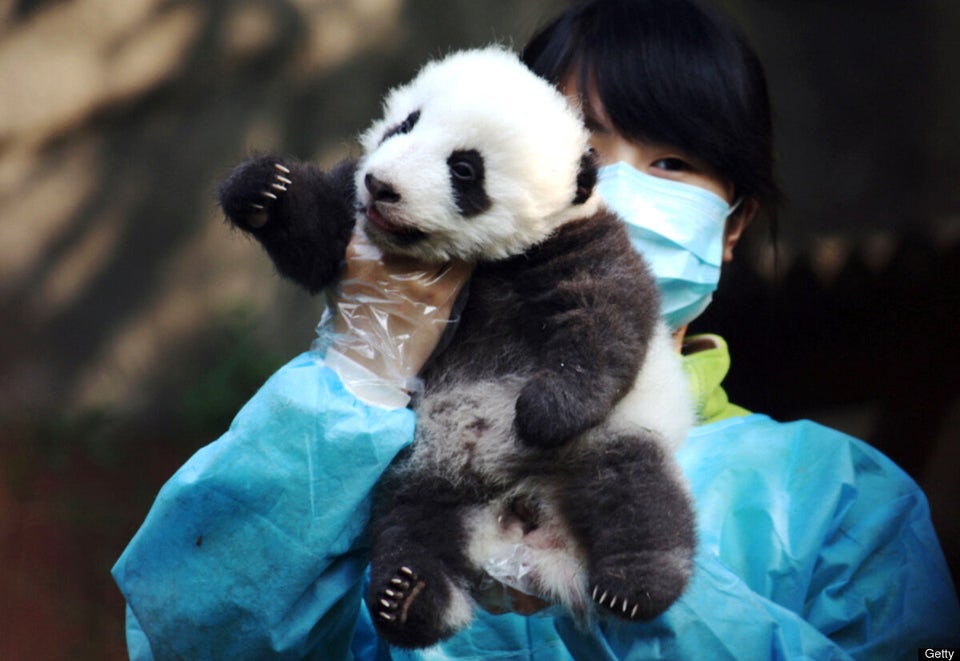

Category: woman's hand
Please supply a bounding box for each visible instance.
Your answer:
[324,230,473,407]
[475,579,552,616]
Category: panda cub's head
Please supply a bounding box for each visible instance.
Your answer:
[356,46,599,263]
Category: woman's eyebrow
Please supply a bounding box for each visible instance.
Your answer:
[583,114,605,131]
[580,102,609,132]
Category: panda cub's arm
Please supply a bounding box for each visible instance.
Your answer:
[512,211,659,448]
[219,155,358,294]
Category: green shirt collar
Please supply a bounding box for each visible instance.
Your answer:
[682,333,751,426]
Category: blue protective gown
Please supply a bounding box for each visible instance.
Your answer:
[112,338,960,660]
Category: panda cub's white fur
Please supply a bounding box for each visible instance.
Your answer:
[601,321,695,451]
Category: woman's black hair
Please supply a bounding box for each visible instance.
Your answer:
[521,0,780,216]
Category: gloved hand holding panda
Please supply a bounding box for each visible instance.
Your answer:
[219,46,697,650]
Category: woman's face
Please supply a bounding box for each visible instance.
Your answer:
[564,75,752,262]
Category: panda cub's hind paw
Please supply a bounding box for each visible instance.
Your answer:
[589,548,694,622]
[591,583,650,621]
[374,566,423,625]
[369,564,469,649]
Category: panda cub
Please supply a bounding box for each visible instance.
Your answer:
[219,46,697,649]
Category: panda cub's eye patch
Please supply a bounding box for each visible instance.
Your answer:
[380,109,421,144]
[447,149,490,217]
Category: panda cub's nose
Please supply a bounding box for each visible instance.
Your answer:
[364,173,401,204]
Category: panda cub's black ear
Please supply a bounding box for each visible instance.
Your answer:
[573,148,598,205]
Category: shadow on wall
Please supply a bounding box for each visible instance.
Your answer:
[0,0,565,427]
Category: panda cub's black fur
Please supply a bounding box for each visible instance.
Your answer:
[219,47,697,649]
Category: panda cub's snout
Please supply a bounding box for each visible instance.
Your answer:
[364,172,400,204]
[360,170,425,243]
[359,142,492,252]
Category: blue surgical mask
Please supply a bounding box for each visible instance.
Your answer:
[596,161,739,329]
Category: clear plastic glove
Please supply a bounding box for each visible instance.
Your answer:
[316,229,472,408]
[474,511,553,616]
[475,567,552,616]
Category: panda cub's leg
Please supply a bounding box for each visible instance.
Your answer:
[560,435,697,622]
[366,474,479,649]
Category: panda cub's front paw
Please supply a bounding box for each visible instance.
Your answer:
[219,156,293,231]
[516,374,595,448]
[247,162,292,227]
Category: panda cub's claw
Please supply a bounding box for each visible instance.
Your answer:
[245,163,293,227]
[264,163,292,196]
[376,566,420,623]
[587,547,693,623]
[591,584,645,620]
[220,156,296,231]
[371,566,436,647]
[369,562,469,649]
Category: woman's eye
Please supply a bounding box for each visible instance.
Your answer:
[651,157,690,172]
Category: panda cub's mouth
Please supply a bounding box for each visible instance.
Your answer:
[363,203,428,245]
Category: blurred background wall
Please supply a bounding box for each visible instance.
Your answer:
[0,0,957,657]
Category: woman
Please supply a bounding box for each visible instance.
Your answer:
[113,1,959,658]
